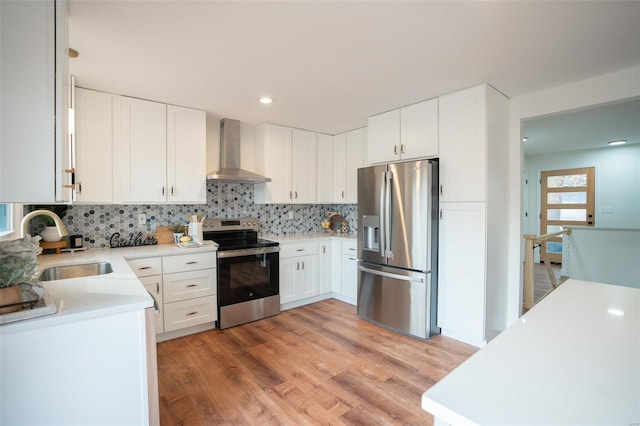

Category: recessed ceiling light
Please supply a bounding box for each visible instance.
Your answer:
[258,96,274,104]
[522,137,528,142]
[607,140,626,146]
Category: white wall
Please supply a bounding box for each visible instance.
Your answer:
[506,66,640,325]
[524,144,640,235]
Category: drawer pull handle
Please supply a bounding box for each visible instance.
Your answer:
[349,248,356,251]
[296,248,304,252]
[186,284,197,288]
[186,261,198,265]
[138,266,152,270]
[186,311,198,316]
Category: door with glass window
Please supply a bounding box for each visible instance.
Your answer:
[540,167,595,263]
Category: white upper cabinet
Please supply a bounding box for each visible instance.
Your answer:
[166,105,207,203]
[368,109,401,164]
[0,0,70,202]
[254,124,293,203]
[438,86,487,202]
[114,97,206,204]
[316,134,334,204]
[291,128,317,203]
[333,128,366,204]
[367,98,438,165]
[115,96,168,203]
[74,88,113,203]
[254,124,318,204]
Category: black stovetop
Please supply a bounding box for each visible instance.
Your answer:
[203,229,279,251]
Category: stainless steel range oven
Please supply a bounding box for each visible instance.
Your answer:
[203,218,279,329]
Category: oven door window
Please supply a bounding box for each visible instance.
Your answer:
[218,252,279,306]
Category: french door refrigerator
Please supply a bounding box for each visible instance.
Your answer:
[357,159,439,339]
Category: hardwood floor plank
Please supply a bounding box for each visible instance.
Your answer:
[157,298,477,426]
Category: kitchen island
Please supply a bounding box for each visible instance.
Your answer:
[421,279,639,425]
[0,243,217,426]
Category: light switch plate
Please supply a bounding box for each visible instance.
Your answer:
[601,206,614,214]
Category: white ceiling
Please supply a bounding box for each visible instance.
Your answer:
[523,98,640,156]
[68,1,640,135]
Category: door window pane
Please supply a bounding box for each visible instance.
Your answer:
[547,192,587,204]
[546,225,564,233]
[547,209,587,221]
[547,174,587,188]
[0,204,11,233]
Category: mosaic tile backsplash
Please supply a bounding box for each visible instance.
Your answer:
[30,182,357,248]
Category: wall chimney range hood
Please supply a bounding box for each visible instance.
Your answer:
[207,118,271,183]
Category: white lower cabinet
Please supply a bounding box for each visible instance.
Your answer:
[128,252,217,337]
[317,240,332,294]
[280,241,318,305]
[140,275,164,334]
[340,240,358,304]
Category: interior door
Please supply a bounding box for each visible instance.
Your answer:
[540,167,595,263]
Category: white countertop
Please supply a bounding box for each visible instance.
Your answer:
[421,279,640,425]
[262,232,356,243]
[1,242,218,334]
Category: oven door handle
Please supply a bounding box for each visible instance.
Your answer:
[217,246,280,258]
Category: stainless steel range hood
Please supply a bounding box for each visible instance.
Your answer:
[207,118,271,183]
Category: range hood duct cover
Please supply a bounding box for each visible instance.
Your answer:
[207,118,271,183]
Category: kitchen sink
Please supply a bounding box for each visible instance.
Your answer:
[38,262,113,281]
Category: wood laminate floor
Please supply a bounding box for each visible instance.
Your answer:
[157,299,477,425]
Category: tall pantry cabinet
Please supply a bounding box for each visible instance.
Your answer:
[437,84,510,347]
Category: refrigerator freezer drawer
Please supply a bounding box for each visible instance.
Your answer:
[357,263,433,339]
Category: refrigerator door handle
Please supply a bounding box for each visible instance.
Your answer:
[384,171,392,258]
[379,171,386,258]
[359,265,425,283]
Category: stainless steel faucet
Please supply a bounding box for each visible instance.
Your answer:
[20,209,69,239]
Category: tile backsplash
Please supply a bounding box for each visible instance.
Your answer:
[30,182,357,248]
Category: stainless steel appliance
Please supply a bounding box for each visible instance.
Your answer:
[202,218,279,329]
[357,159,439,339]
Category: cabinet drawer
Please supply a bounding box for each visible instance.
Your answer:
[279,241,318,259]
[128,257,162,277]
[163,296,217,332]
[162,252,217,274]
[163,269,216,303]
[341,240,357,255]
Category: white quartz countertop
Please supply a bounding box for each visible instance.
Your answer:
[262,232,356,243]
[1,242,218,334]
[421,279,640,425]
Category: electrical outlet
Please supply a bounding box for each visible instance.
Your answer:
[138,213,146,225]
[601,206,614,214]
[288,211,294,220]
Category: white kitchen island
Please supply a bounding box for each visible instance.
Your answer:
[422,279,640,426]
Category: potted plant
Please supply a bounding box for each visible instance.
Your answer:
[0,237,42,314]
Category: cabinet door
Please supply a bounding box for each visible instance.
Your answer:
[291,128,317,203]
[437,202,486,344]
[280,257,299,304]
[439,85,487,202]
[166,105,206,204]
[116,96,167,203]
[75,88,113,203]
[317,241,332,294]
[0,0,68,202]
[341,253,358,304]
[140,275,164,334]
[333,133,347,203]
[345,128,365,204]
[255,124,292,203]
[401,98,438,160]
[299,254,318,299]
[316,134,334,203]
[367,109,400,164]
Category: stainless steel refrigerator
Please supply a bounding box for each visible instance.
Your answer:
[357,159,439,339]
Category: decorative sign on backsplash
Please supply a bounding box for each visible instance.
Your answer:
[109,232,157,248]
